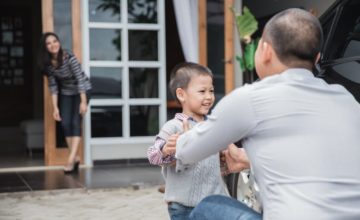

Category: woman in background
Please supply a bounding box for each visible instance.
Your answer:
[39,32,91,173]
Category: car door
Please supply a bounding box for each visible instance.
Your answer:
[318,0,360,102]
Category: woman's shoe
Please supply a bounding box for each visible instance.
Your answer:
[74,160,80,172]
[64,161,80,174]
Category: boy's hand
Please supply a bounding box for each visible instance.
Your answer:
[161,133,179,156]
[182,119,190,133]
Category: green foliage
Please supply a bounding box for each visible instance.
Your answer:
[232,6,259,72]
[233,6,258,42]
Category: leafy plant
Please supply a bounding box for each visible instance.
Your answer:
[232,6,259,82]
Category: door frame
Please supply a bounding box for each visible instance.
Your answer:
[198,0,236,94]
[41,0,84,165]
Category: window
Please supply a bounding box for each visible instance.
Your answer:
[84,0,166,143]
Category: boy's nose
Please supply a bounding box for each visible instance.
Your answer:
[205,92,213,99]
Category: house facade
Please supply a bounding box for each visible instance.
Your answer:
[0,0,333,168]
[0,0,240,167]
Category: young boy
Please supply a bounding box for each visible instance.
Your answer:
[147,62,229,220]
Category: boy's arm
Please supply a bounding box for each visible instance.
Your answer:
[147,137,176,165]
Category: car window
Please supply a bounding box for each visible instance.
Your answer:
[326,1,360,60]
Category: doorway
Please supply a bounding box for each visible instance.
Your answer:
[0,0,43,168]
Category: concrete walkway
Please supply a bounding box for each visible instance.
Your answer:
[0,185,169,220]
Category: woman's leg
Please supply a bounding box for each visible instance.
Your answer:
[65,136,81,165]
[60,94,82,171]
[189,195,262,220]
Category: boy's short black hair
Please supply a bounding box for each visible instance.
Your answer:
[169,62,213,102]
[263,8,323,67]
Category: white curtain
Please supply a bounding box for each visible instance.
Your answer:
[172,0,199,62]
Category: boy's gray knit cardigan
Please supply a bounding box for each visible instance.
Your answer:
[157,116,229,207]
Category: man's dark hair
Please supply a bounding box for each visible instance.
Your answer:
[169,62,213,103]
[263,8,323,68]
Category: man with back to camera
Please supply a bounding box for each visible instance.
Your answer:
[175,8,360,220]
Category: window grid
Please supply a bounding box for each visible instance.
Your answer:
[84,0,166,140]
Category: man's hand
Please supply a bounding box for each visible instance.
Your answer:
[161,133,179,156]
[223,143,250,174]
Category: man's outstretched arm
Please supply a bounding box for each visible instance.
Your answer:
[175,87,257,171]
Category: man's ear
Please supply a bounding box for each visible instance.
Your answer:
[262,41,273,63]
[314,53,321,64]
[176,88,185,103]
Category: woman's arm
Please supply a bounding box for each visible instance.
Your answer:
[51,94,61,121]
[79,92,88,116]
[68,55,88,93]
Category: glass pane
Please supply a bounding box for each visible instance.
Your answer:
[90,67,122,98]
[128,30,157,61]
[89,0,121,22]
[91,106,123,137]
[129,68,158,98]
[54,0,72,50]
[90,28,121,61]
[207,0,225,101]
[128,0,158,23]
[130,105,158,136]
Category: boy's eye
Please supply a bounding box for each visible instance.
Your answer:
[210,89,214,93]
[199,90,205,93]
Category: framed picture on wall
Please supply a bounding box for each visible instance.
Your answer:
[2,31,13,44]
[1,17,13,30]
[0,47,7,54]
[10,46,23,57]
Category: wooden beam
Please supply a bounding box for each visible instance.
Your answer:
[41,0,54,32]
[42,0,54,165]
[72,0,82,60]
[224,0,235,94]
[71,0,84,163]
[198,0,207,65]
[72,0,84,164]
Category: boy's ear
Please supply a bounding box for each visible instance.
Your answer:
[176,88,185,103]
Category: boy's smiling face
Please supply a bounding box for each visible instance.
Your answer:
[177,74,215,121]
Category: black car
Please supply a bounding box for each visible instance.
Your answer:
[226,0,360,208]
[317,0,360,102]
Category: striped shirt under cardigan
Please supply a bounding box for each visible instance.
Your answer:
[46,51,91,95]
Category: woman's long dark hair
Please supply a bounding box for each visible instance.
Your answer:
[38,32,64,75]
